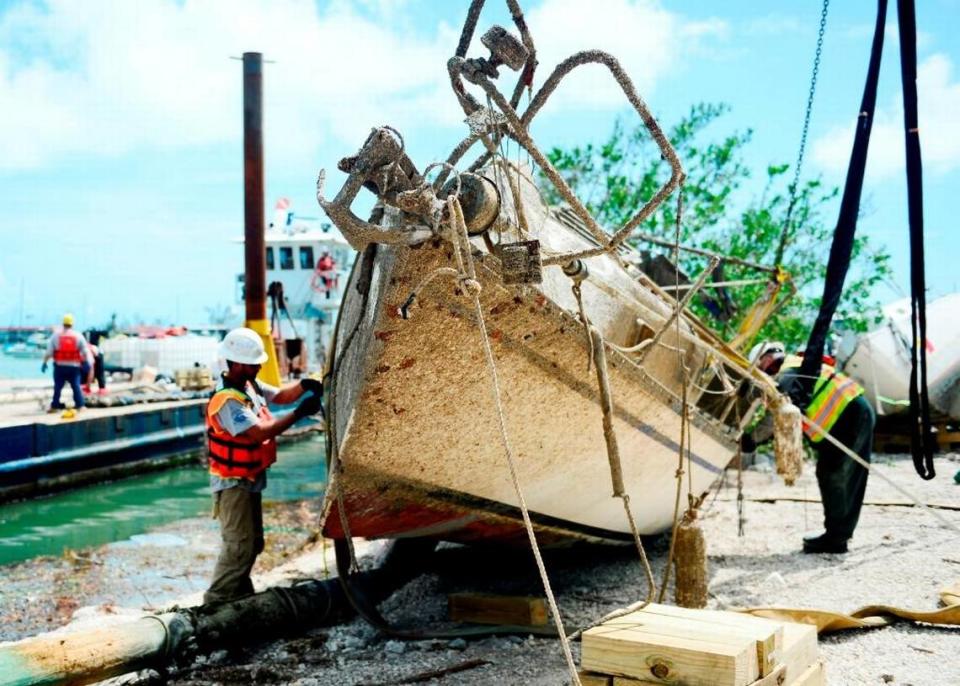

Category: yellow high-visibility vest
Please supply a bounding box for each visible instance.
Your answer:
[780,356,864,443]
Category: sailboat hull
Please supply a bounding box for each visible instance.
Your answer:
[323,224,741,545]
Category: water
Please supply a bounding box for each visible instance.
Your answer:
[0,435,327,566]
[0,354,46,380]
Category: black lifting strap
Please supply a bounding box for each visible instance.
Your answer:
[898,0,936,479]
[796,0,888,405]
[798,0,935,480]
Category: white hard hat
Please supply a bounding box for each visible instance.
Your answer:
[219,327,268,365]
[748,340,785,365]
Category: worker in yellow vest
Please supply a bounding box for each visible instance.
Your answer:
[747,341,875,554]
[204,327,324,604]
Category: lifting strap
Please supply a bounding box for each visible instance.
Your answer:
[796,0,887,403]
[897,0,936,479]
[797,0,935,479]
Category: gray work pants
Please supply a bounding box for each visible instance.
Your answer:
[814,395,875,541]
[204,487,264,604]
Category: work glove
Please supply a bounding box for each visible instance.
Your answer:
[41,361,48,373]
[300,377,324,398]
[293,392,324,420]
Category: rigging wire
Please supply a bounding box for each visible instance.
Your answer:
[774,0,830,267]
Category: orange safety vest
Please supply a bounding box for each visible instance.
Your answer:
[206,386,277,479]
[53,330,83,364]
[781,356,864,443]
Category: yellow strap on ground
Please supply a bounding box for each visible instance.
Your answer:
[738,583,960,633]
[940,582,960,606]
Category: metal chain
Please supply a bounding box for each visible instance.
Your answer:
[775,0,830,266]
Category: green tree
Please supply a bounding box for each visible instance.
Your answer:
[542,103,891,349]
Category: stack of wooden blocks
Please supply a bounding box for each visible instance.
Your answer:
[174,367,213,391]
[579,603,824,686]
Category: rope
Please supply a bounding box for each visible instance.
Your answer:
[445,198,581,685]
[588,325,656,601]
[563,254,658,618]
[316,251,375,574]
[656,183,705,603]
[735,403,746,537]
[458,49,684,266]
[399,268,460,319]
[571,282,594,372]
[637,255,720,363]
[658,382,689,603]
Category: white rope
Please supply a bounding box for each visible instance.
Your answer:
[445,197,582,685]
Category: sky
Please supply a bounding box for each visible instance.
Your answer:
[1,0,958,329]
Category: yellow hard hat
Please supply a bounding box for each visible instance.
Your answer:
[62,313,75,326]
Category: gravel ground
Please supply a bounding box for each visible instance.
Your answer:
[0,498,325,642]
[2,452,958,685]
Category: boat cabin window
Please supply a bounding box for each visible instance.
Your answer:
[279,247,294,270]
[299,246,314,270]
[265,247,275,270]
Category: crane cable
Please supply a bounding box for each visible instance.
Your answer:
[774,0,830,267]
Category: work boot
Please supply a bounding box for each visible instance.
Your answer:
[802,533,848,554]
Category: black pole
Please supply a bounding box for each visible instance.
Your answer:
[243,52,266,324]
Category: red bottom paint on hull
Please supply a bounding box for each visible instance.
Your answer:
[322,486,631,547]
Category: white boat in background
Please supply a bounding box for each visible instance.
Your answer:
[2,332,47,358]
[236,198,357,373]
[838,293,960,419]
[2,342,42,358]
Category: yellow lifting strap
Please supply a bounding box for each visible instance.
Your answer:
[738,582,960,633]
[730,267,793,352]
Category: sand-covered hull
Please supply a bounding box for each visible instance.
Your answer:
[323,219,742,545]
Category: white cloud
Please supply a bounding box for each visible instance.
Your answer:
[744,14,803,36]
[0,0,712,172]
[812,53,960,180]
[0,0,460,171]
[517,0,726,112]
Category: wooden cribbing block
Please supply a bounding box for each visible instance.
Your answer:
[637,604,784,676]
[578,672,613,686]
[780,622,819,684]
[746,664,786,686]
[790,660,825,686]
[447,593,548,626]
[582,618,759,686]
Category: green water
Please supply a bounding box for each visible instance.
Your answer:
[0,435,327,566]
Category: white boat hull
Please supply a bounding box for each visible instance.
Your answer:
[842,294,960,419]
[324,203,745,544]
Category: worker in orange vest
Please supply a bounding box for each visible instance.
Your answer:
[41,313,89,412]
[745,341,875,554]
[204,327,324,604]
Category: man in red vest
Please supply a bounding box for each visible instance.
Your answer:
[41,313,89,412]
[204,327,324,604]
[746,341,875,554]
